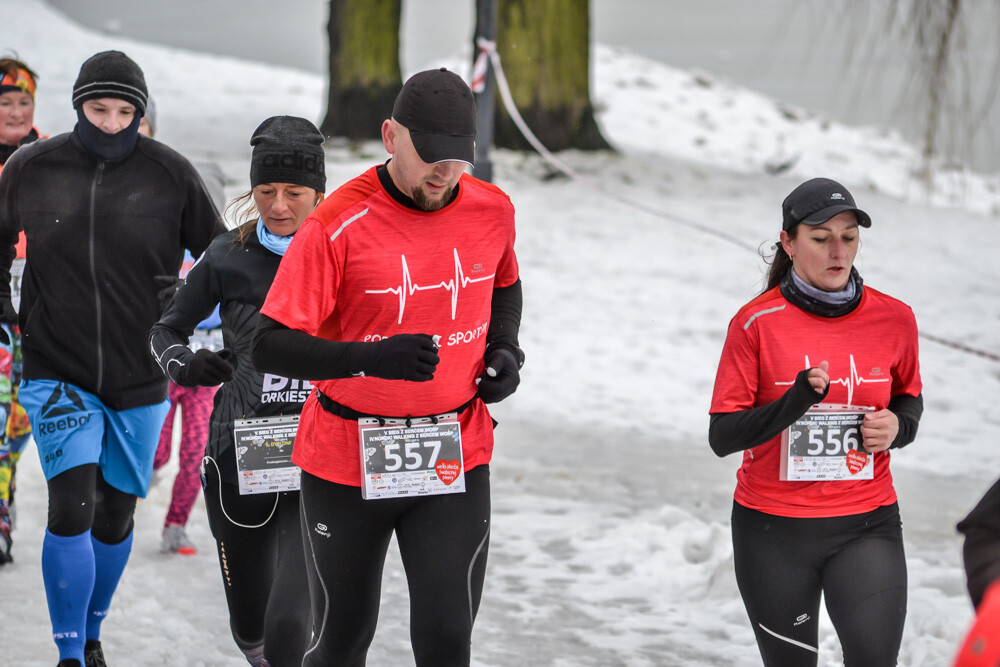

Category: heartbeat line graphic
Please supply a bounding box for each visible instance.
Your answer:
[366,248,495,324]
[775,354,889,406]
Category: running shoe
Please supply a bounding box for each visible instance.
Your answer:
[160,523,197,555]
[84,640,106,667]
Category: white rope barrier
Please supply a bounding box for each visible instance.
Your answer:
[474,38,1000,364]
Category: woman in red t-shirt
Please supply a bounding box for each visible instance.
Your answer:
[709,177,923,666]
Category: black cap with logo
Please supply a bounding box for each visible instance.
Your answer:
[781,178,872,231]
[392,68,476,166]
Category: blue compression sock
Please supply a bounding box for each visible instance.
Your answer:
[87,531,133,640]
[42,530,95,662]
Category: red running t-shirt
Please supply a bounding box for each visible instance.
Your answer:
[710,286,922,518]
[261,166,518,486]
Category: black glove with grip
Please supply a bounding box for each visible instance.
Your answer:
[0,298,17,346]
[476,347,521,403]
[355,334,440,381]
[183,348,234,386]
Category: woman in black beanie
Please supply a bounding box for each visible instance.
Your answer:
[0,50,223,667]
[150,115,327,667]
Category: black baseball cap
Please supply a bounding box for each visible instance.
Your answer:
[781,178,872,231]
[392,68,476,166]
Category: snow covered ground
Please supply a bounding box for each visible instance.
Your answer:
[2,1,999,665]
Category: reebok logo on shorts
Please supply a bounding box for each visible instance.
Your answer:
[38,383,92,436]
[41,383,87,418]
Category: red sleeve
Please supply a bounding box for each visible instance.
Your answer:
[260,216,344,337]
[710,314,761,414]
[465,174,518,288]
[891,305,922,399]
[494,213,518,288]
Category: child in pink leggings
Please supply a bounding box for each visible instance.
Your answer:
[153,381,217,554]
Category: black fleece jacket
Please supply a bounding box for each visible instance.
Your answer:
[0,130,223,409]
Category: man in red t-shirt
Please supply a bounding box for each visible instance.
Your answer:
[253,68,523,666]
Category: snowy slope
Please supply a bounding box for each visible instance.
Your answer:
[1,1,998,665]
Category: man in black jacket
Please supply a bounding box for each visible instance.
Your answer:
[0,50,224,667]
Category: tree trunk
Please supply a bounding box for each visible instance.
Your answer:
[321,0,402,140]
[494,0,611,151]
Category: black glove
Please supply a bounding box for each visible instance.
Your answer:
[0,298,17,346]
[154,274,184,314]
[476,347,521,403]
[183,348,234,386]
[359,334,440,381]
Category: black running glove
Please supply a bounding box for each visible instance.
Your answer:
[184,348,234,386]
[354,334,440,381]
[476,347,521,403]
[0,298,16,345]
[154,274,184,314]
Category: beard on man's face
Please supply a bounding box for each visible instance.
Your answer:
[412,186,451,212]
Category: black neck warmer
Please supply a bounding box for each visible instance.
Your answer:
[377,161,459,211]
[75,108,141,160]
[780,266,864,318]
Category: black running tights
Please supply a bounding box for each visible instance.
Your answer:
[299,465,491,667]
[48,464,135,543]
[731,501,907,667]
[202,459,310,667]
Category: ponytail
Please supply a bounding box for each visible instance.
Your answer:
[762,226,798,294]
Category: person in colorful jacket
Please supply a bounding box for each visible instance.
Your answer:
[252,68,524,667]
[0,55,41,565]
[0,50,223,666]
[709,177,923,666]
[150,115,326,667]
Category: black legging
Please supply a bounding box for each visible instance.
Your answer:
[300,465,491,667]
[731,501,907,667]
[47,463,135,543]
[202,458,310,667]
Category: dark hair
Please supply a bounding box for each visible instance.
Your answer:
[762,225,799,293]
[0,56,39,85]
[225,191,259,247]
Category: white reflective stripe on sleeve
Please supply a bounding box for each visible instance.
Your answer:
[743,305,785,330]
[329,207,369,242]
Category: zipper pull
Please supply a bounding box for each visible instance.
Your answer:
[97,161,105,185]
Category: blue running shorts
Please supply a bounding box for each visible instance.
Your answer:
[18,379,170,497]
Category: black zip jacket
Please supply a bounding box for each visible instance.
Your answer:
[150,225,309,483]
[0,130,223,410]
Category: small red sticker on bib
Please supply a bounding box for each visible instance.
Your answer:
[435,460,462,485]
[845,449,868,475]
